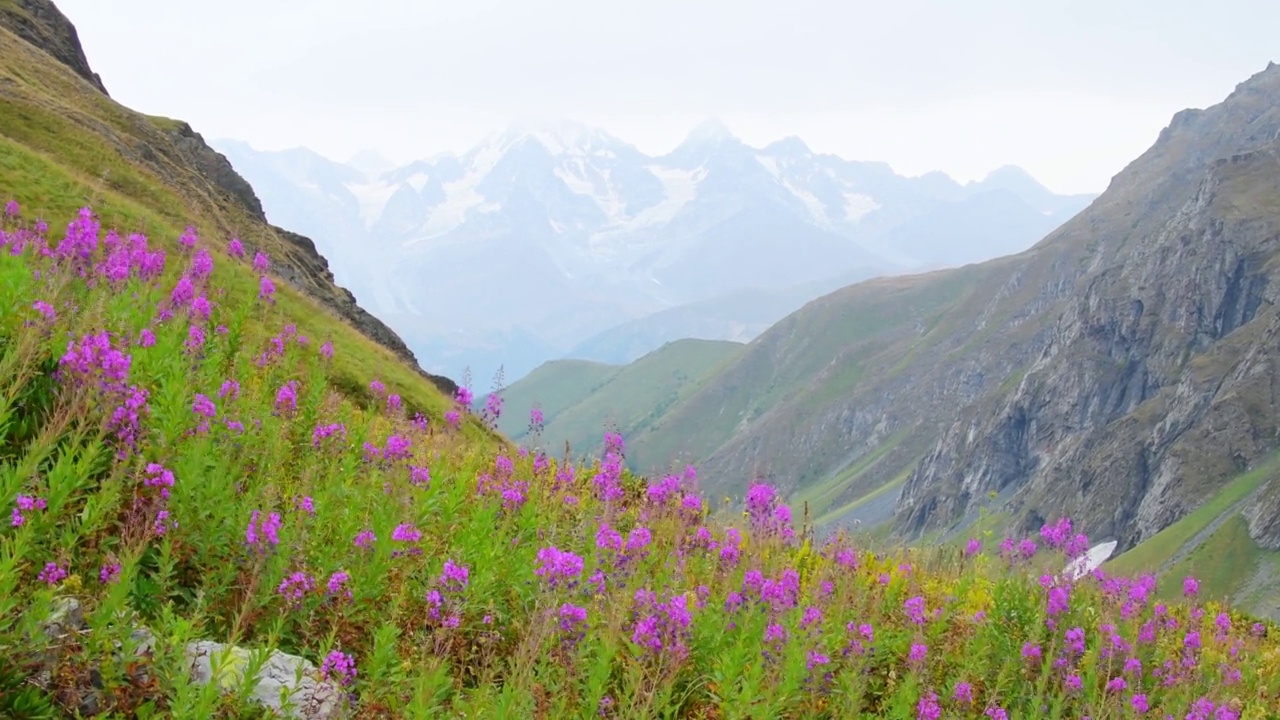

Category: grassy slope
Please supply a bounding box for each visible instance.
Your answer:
[493,359,619,439]
[505,339,744,463]
[0,21,484,438]
[1104,453,1280,616]
[3,8,1280,717]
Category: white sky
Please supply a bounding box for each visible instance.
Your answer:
[58,0,1279,195]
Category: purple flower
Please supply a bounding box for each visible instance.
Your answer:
[4,199,18,217]
[320,650,357,686]
[535,546,585,588]
[353,529,376,549]
[1184,575,1200,597]
[953,681,973,704]
[99,562,122,584]
[1130,693,1149,713]
[964,538,982,557]
[326,570,352,599]
[277,571,315,604]
[274,380,298,415]
[319,340,334,360]
[908,642,928,666]
[38,562,67,585]
[392,523,421,543]
[440,559,469,592]
[227,237,244,258]
[178,226,198,249]
[916,690,941,720]
[258,275,276,302]
[31,300,56,322]
[904,596,927,625]
[252,251,270,272]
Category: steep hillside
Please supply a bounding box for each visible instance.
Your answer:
[0,0,459,401]
[496,338,743,459]
[7,4,1280,717]
[617,63,1280,560]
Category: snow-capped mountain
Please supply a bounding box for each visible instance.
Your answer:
[215,121,1095,384]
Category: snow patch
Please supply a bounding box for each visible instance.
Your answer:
[843,192,881,222]
[406,172,430,193]
[554,160,627,225]
[622,165,704,229]
[344,181,399,226]
[1063,541,1118,581]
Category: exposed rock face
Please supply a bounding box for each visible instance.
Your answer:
[186,641,349,719]
[897,64,1280,550]
[0,0,106,94]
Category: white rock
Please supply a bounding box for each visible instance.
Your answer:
[1063,540,1119,581]
[185,641,347,719]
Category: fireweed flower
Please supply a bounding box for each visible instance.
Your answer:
[274,380,298,415]
[320,650,357,686]
[444,410,461,428]
[916,690,941,720]
[439,559,469,592]
[4,199,18,217]
[99,562,122,585]
[904,596,927,625]
[353,529,376,549]
[143,463,175,498]
[190,247,213,278]
[137,328,156,347]
[409,465,430,487]
[535,546,585,589]
[1184,576,1200,597]
[32,300,55,322]
[557,603,589,645]
[38,562,68,585]
[953,681,973,704]
[258,275,276,302]
[278,571,315,604]
[178,226,198,249]
[319,340,334,359]
[906,642,928,667]
[326,571,352,599]
[386,394,401,413]
[392,523,421,543]
[245,511,282,548]
[369,379,386,396]
[11,494,48,527]
[252,251,270,272]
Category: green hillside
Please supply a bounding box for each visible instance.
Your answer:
[498,338,743,462]
[3,4,1280,718]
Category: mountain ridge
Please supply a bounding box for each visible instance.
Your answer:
[218,125,1094,383]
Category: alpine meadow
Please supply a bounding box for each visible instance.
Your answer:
[4,1,1280,719]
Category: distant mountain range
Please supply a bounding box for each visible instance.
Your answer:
[216,123,1095,382]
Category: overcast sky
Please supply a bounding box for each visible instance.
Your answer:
[59,0,1278,195]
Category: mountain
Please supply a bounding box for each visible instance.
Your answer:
[507,63,1280,578]
[567,266,880,365]
[492,338,744,458]
[217,125,1093,383]
[0,0,458,401]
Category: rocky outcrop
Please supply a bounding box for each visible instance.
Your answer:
[0,0,106,94]
[895,64,1280,551]
[186,641,349,719]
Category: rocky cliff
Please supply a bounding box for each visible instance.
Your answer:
[628,63,1280,554]
[897,63,1280,550]
[0,0,456,396]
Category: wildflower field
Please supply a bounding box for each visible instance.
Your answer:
[2,203,1279,719]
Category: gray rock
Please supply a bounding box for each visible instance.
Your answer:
[43,597,86,637]
[184,641,347,719]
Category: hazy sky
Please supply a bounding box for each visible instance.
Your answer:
[59,0,1278,195]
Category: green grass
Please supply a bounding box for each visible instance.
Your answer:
[1157,515,1266,602]
[1106,452,1280,576]
[506,338,743,464]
